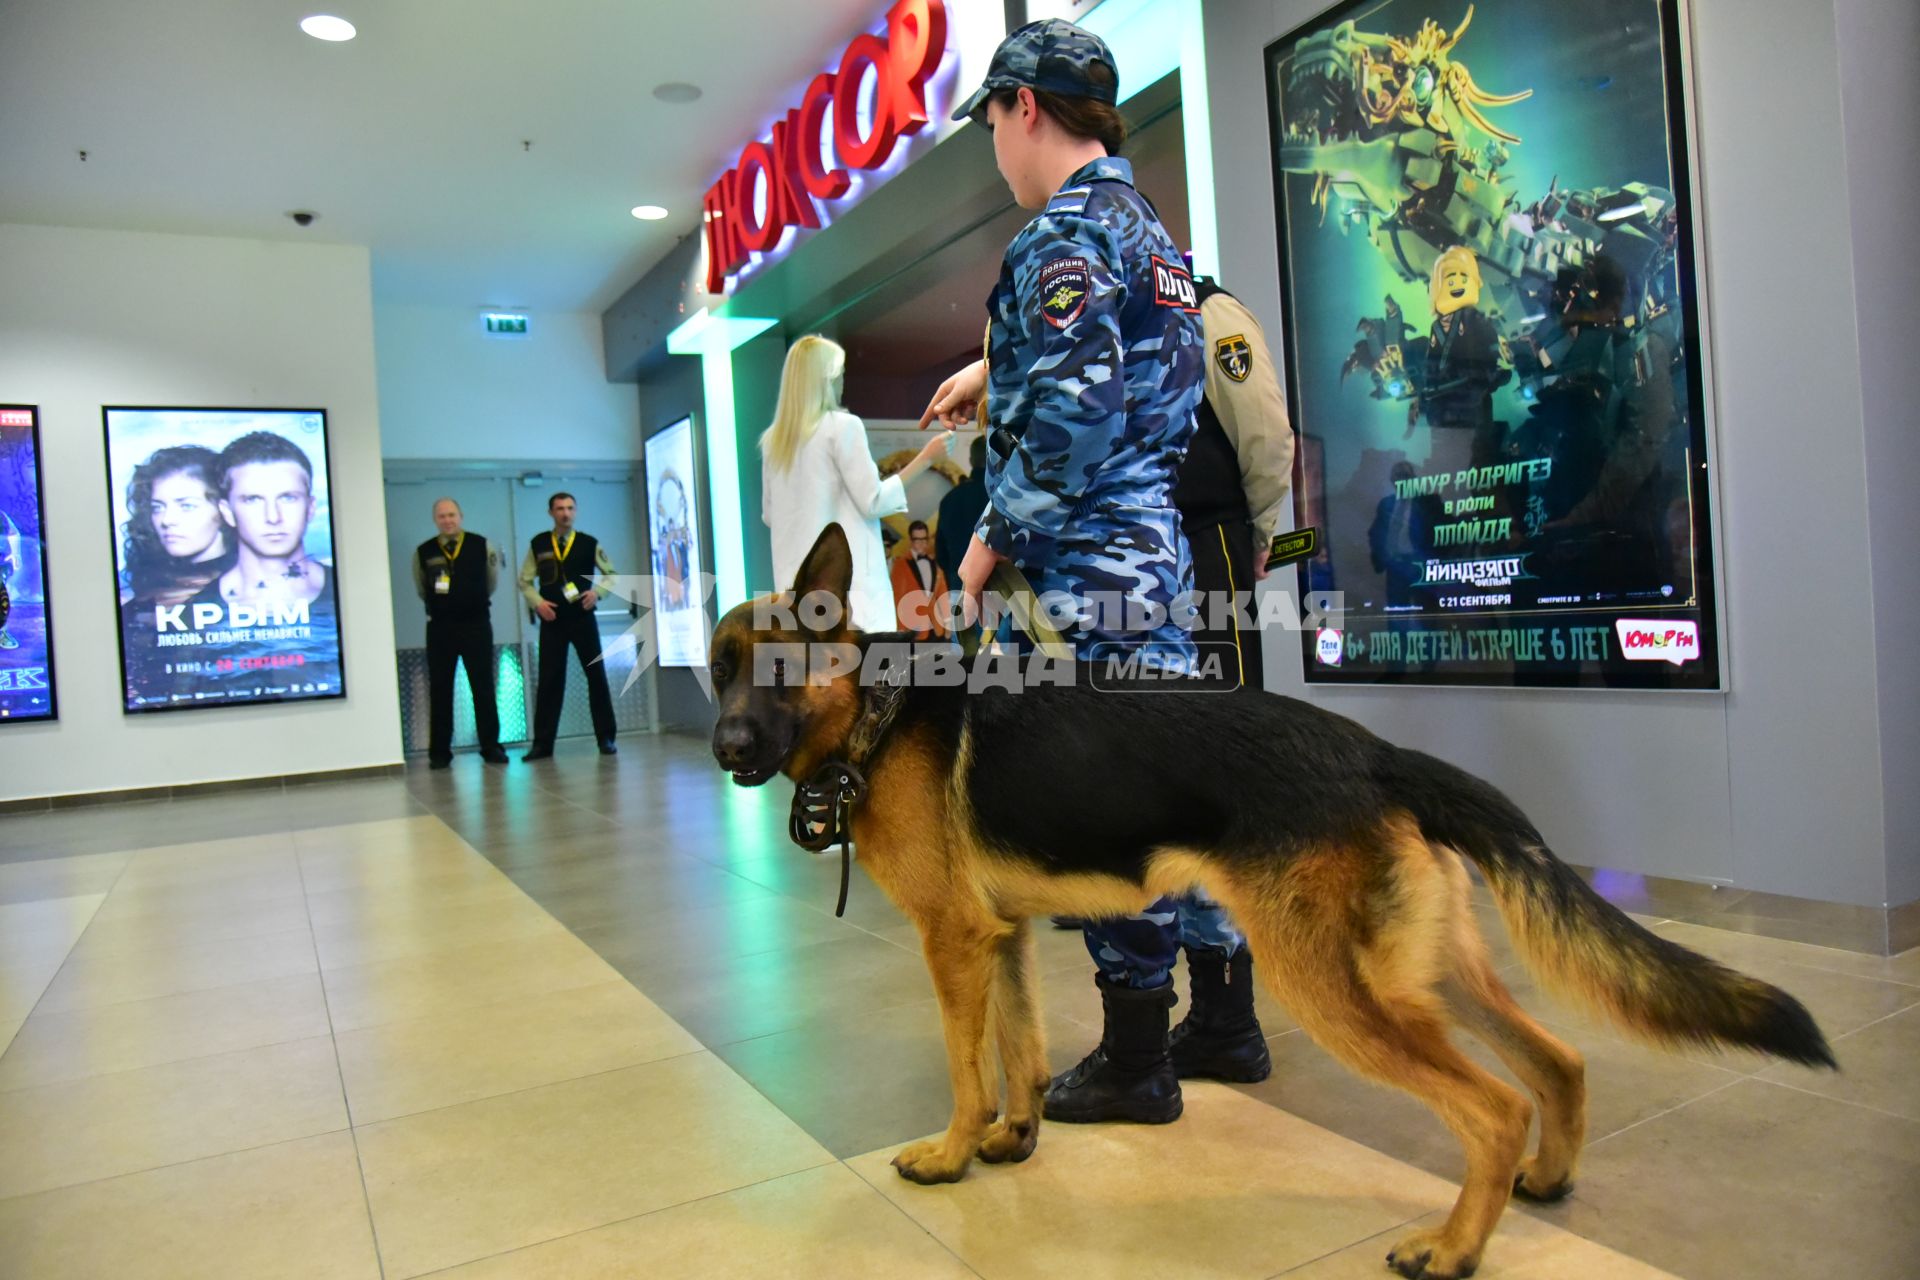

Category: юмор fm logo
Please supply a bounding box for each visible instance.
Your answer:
[701,0,948,293]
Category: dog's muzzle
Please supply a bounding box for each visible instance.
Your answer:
[789,761,866,852]
[713,720,782,786]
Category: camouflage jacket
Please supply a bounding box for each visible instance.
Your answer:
[976,157,1205,582]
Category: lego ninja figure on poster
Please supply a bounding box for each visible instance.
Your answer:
[1409,246,1510,466]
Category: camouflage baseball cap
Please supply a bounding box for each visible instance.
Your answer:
[951,19,1120,124]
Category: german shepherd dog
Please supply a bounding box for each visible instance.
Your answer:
[709,525,1834,1280]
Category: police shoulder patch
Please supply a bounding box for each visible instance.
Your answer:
[1037,257,1091,329]
[1150,255,1199,313]
[1215,334,1253,383]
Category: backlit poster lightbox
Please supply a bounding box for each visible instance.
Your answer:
[1267,0,1721,688]
[0,405,58,723]
[645,417,707,668]
[104,407,346,712]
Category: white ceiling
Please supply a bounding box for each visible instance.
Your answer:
[0,0,893,312]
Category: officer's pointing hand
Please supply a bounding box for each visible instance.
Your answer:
[917,360,987,431]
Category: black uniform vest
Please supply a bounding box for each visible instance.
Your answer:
[417,533,490,623]
[1173,277,1254,535]
[530,530,598,607]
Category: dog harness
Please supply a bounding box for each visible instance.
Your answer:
[788,564,1069,916]
[788,662,916,918]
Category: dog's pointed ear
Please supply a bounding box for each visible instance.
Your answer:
[791,522,854,612]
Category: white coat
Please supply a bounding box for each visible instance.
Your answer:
[761,410,907,632]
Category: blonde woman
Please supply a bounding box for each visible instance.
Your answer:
[761,335,952,632]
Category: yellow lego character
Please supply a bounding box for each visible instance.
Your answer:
[1429,245,1484,316]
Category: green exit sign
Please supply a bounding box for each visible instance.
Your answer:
[483,312,529,337]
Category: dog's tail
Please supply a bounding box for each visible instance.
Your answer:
[1385,747,1836,1068]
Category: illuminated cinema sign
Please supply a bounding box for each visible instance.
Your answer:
[701,0,949,294]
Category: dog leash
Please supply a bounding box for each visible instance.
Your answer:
[960,561,1073,658]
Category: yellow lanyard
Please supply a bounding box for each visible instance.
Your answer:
[554,531,576,565]
[441,533,465,562]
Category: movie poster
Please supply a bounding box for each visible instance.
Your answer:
[645,417,706,667]
[1267,0,1720,688]
[0,406,57,723]
[103,408,346,712]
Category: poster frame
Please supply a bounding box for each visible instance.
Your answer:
[0,404,59,726]
[101,405,349,715]
[642,414,708,669]
[1264,0,1726,690]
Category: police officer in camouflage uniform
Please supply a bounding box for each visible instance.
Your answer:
[1053,275,1301,1124]
[923,19,1217,1127]
[927,20,1203,655]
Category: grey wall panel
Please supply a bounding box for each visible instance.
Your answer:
[1309,685,1735,887]
[1689,0,1882,905]
[1836,0,1920,908]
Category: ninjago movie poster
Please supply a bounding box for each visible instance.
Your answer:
[1266,0,1721,689]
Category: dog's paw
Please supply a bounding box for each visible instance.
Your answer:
[1511,1159,1574,1203]
[890,1140,971,1185]
[977,1117,1037,1164]
[1385,1228,1479,1280]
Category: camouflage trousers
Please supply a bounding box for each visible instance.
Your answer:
[1083,889,1244,990]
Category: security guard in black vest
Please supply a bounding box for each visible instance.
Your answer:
[1175,274,1295,691]
[518,491,618,760]
[414,498,508,768]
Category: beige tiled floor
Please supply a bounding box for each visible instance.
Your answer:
[2,753,1914,1278]
[332,979,702,1123]
[0,893,106,1027]
[33,926,320,1015]
[0,971,331,1091]
[355,1054,834,1277]
[1278,1206,1679,1279]
[70,891,314,953]
[0,1132,382,1280]
[0,1034,346,1199]
[0,851,128,905]
[847,1085,1673,1279]
[431,1163,978,1279]
[0,894,108,963]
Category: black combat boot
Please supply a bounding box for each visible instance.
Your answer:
[1043,975,1182,1124]
[1169,946,1271,1082]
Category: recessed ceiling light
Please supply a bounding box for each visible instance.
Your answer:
[652,83,702,104]
[300,15,357,42]
[631,205,669,221]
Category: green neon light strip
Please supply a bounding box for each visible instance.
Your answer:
[700,347,748,611]
[496,647,528,742]
[664,309,778,356]
[665,309,776,614]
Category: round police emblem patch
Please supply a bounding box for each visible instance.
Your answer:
[1038,257,1090,329]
